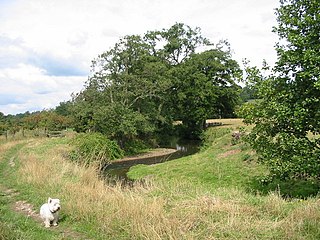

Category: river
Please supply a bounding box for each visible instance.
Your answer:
[103,138,201,180]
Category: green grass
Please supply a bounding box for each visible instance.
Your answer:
[129,123,319,198]
[0,141,71,240]
[0,198,63,240]
[128,126,265,192]
[0,121,320,239]
[127,124,320,238]
[0,139,93,240]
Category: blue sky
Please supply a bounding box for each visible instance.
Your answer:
[0,0,279,115]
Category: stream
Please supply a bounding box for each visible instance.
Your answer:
[103,138,201,180]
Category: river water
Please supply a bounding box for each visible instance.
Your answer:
[103,138,201,180]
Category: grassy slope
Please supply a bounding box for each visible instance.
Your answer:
[0,121,320,239]
[0,140,71,240]
[128,127,263,192]
[128,120,320,238]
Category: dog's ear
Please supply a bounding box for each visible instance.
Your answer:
[48,197,52,203]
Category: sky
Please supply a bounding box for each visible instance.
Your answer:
[0,0,280,115]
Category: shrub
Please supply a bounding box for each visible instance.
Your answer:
[121,138,150,156]
[69,132,124,167]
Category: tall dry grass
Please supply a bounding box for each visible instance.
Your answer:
[18,141,184,239]
[13,138,320,239]
[0,139,24,152]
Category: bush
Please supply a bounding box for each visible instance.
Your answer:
[121,138,150,156]
[69,133,124,167]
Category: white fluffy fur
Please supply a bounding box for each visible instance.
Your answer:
[40,197,61,228]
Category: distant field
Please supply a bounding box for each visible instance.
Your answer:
[206,118,245,127]
[174,118,245,127]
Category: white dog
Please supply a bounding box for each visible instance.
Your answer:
[40,197,61,228]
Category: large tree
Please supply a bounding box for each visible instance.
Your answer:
[72,34,172,146]
[71,23,241,146]
[242,0,320,180]
[170,47,241,138]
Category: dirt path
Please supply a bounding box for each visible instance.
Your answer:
[0,185,40,223]
[0,142,91,240]
[0,184,90,239]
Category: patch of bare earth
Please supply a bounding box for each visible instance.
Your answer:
[0,156,91,239]
[0,185,91,240]
[14,200,40,221]
[218,149,241,158]
[115,148,177,163]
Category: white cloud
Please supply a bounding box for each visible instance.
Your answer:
[0,64,85,114]
[0,0,280,114]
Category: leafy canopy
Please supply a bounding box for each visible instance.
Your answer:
[71,23,242,146]
[242,0,320,181]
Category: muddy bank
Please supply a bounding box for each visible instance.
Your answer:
[113,148,178,163]
[104,139,201,180]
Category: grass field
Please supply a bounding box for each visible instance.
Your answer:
[0,119,319,239]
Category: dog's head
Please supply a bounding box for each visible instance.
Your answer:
[47,197,61,213]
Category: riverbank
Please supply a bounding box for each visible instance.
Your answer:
[113,148,178,163]
[1,120,319,239]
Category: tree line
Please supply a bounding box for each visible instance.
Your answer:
[0,110,71,137]
[2,0,318,185]
[1,23,245,147]
[70,23,242,146]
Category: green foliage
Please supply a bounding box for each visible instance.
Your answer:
[93,103,155,143]
[71,33,172,143]
[170,48,241,138]
[253,176,320,198]
[239,86,257,102]
[0,110,72,138]
[121,138,150,156]
[70,23,242,143]
[54,101,73,116]
[242,0,320,181]
[69,132,124,166]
